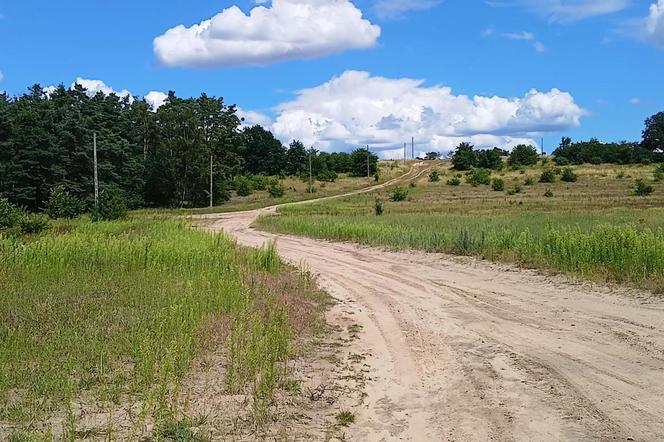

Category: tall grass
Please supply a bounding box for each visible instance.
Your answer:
[0,219,313,436]
[258,210,664,292]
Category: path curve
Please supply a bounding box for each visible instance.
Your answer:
[202,168,664,441]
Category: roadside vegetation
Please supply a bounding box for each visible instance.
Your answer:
[258,159,664,293]
[0,216,330,439]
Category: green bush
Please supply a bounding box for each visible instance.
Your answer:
[635,179,654,196]
[0,198,23,229]
[267,181,285,198]
[251,174,269,191]
[561,167,578,183]
[539,169,556,183]
[465,168,491,186]
[524,177,535,186]
[216,180,232,203]
[654,164,664,182]
[374,198,384,216]
[317,169,338,183]
[90,187,128,222]
[19,213,49,234]
[508,145,540,167]
[554,156,570,166]
[428,169,441,182]
[544,189,554,198]
[491,178,505,191]
[389,186,409,202]
[45,185,85,219]
[446,177,461,186]
[234,176,255,197]
[507,185,522,195]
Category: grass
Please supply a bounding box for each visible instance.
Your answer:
[257,160,664,293]
[335,410,355,426]
[0,217,330,438]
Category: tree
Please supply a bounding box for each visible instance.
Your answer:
[240,125,286,176]
[284,140,308,176]
[425,152,440,160]
[642,112,664,152]
[508,145,539,167]
[476,149,503,170]
[349,148,378,177]
[451,142,477,171]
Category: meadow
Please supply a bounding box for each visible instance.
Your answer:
[257,161,664,293]
[0,218,329,440]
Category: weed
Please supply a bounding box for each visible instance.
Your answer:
[428,169,441,183]
[544,189,554,198]
[336,410,356,427]
[389,187,409,202]
[635,179,654,196]
[446,177,461,186]
[374,198,384,216]
[524,177,535,186]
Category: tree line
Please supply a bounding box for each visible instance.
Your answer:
[0,84,378,211]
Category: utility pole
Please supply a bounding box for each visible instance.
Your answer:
[309,152,313,193]
[209,154,213,208]
[93,131,99,206]
[541,138,545,156]
[367,145,370,179]
[403,143,407,165]
[411,136,415,160]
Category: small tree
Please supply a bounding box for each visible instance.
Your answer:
[491,178,505,191]
[389,187,408,202]
[451,142,477,171]
[428,169,441,182]
[90,187,128,221]
[0,198,23,229]
[465,168,491,186]
[267,181,285,198]
[509,145,540,167]
[560,167,578,183]
[46,185,85,219]
[374,198,384,216]
[635,179,654,196]
[233,176,254,197]
[539,169,556,183]
[446,176,461,186]
[477,149,503,170]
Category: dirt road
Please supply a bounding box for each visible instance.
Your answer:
[204,180,664,441]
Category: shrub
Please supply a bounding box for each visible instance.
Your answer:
[554,156,570,166]
[539,169,556,183]
[317,169,338,183]
[451,142,477,171]
[447,177,461,186]
[374,198,384,216]
[616,170,626,179]
[267,181,285,198]
[389,186,408,202]
[0,197,23,229]
[544,189,554,198]
[508,145,540,167]
[428,169,441,182]
[251,174,269,191]
[561,167,578,183]
[491,178,505,191]
[524,177,535,186]
[45,185,85,219]
[654,164,664,182]
[409,181,417,188]
[216,180,232,202]
[90,187,128,222]
[476,149,504,170]
[507,185,522,195]
[465,168,491,186]
[374,171,380,182]
[635,179,654,196]
[234,176,255,197]
[19,213,49,234]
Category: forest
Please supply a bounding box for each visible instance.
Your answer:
[0,85,378,211]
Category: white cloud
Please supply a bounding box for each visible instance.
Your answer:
[0,70,4,81]
[269,70,586,156]
[153,0,381,68]
[490,0,629,21]
[504,31,535,40]
[646,0,664,47]
[145,91,168,111]
[629,97,641,105]
[73,78,133,102]
[237,107,274,127]
[374,0,442,18]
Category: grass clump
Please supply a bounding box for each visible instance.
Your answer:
[561,167,578,183]
[446,176,461,186]
[635,179,654,196]
[335,410,356,427]
[428,169,441,182]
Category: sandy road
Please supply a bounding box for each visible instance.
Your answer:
[203,175,664,441]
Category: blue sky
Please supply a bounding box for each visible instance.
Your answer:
[1,0,663,155]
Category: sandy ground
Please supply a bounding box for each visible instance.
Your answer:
[203,175,664,441]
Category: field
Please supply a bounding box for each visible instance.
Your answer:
[257,161,664,292]
[137,162,409,216]
[0,218,332,440]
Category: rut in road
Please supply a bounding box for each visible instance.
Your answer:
[203,181,664,441]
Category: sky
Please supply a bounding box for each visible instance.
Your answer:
[1,0,663,157]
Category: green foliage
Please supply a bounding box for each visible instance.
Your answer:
[539,169,556,183]
[45,185,85,219]
[267,181,285,198]
[560,167,578,183]
[476,148,504,170]
[554,156,570,166]
[389,187,409,202]
[524,177,535,186]
[654,164,664,182]
[19,213,49,234]
[508,145,540,167]
[215,180,232,203]
[250,174,270,191]
[465,168,491,186]
[446,177,461,186]
[90,187,128,222]
[635,179,654,196]
[349,148,379,177]
[336,410,356,426]
[642,111,664,152]
[507,185,522,195]
[374,198,384,216]
[233,176,255,197]
[554,136,654,165]
[154,419,208,442]
[544,189,554,198]
[451,142,477,171]
[425,152,441,160]
[0,197,23,229]
[317,169,338,182]
[428,169,441,182]
[491,178,505,192]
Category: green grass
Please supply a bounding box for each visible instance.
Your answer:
[0,217,328,437]
[257,161,664,293]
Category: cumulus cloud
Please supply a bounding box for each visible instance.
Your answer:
[269,71,586,157]
[73,78,133,102]
[646,0,664,47]
[145,91,169,111]
[153,0,380,68]
[237,107,274,127]
[373,0,442,18]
